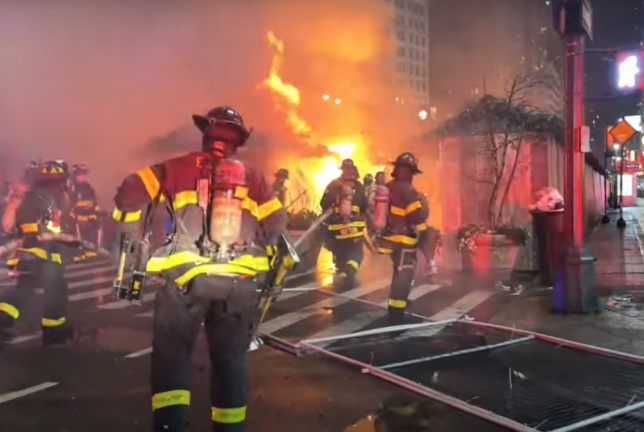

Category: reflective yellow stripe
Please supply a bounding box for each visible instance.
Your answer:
[377,247,392,254]
[20,223,39,233]
[112,208,141,223]
[173,190,198,210]
[257,197,282,221]
[335,230,365,240]
[152,390,191,411]
[235,186,249,199]
[390,206,406,216]
[405,201,422,214]
[75,214,97,221]
[6,258,19,266]
[347,260,360,269]
[382,235,418,246]
[0,302,19,319]
[388,299,407,309]
[328,221,366,231]
[242,197,258,218]
[211,406,247,424]
[175,264,259,286]
[415,223,427,231]
[19,248,62,263]
[75,200,93,207]
[136,167,161,199]
[41,317,66,327]
[146,251,269,273]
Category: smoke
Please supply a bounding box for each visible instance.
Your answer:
[0,0,420,205]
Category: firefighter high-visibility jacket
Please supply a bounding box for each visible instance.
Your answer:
[112,151,286,288]
[7,186,68,265]
[377,179,427,253]
[320,178,368,240]
[272,181,287,205]
[71,181,99,222]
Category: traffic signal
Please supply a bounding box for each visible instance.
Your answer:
[615,50,644,91]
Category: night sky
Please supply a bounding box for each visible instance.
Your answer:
[586,0,644,149]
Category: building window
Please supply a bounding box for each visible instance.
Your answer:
[395,0,404,8]
[397,31,405,41]
[421,37,426,47]
[397,46,406,57]
[421,53,426,62]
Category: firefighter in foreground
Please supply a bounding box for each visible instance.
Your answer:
[272,168,289,205]
[320,158,367,287]
[112,106,286,432]
[70,163,101,257]
[374,153,428,323]
[0,161,73,346]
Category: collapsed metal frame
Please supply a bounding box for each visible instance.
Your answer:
[295,319,644,432]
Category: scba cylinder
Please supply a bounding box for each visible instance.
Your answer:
[210,159,246,259]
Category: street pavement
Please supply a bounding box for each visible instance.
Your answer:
[0,250,507,432]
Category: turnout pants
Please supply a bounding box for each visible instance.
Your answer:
[387,248,417,320]
[0,258,69,343]
[151,276,260,432]
[327,237,364,279]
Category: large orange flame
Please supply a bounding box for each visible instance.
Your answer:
[262,31,382,212]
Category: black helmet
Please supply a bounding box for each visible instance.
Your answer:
[390,152,422,174]
[339,158,355,171]
[72,163,89,175]
[37,160,69,183]
[192,106,251,148]
[275,168,289,180]
[375,171,385,184]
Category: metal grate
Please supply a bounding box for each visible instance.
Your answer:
[572,407,644,431]
[311,321,520,367]
[390,339,644,430]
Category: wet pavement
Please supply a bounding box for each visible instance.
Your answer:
[0,250,510,432]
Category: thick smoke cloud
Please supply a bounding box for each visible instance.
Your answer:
[0,0,421,205]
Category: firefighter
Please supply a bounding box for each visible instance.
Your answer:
[112,106,286,432]
[376,153,428,323]
[319,158,367,287]
[272,168,289,205]
[70,163,101,258]
[363,173,374,189]
[375,170,386,186]
[0,160,73,346]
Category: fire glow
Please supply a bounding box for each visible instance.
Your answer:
[262,31,382,212]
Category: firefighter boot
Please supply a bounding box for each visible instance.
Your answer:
[42,324,74,347]
[387,306,407,326]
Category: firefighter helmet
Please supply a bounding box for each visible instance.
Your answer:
[192,106,252,147]
[339,158,355,171]
[37,160,69,182]
[363,173,374,185]
[72,163,89,175]
[275,168,289,180]
[391,152,422,174]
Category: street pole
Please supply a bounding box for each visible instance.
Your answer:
[617,146,626,227]
[555,29,599,313]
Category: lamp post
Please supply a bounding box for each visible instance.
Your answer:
[552,0,599,313]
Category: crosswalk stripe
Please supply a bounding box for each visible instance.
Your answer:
[407,290,497,337]
[304,284,443,346]
[258,278,389,335]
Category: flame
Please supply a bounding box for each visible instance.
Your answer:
[262,32,382,212]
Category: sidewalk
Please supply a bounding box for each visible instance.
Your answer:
[489,206,644,356]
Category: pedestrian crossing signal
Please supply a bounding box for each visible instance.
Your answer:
[615,50,644,91]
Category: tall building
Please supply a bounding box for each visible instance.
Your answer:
[428,0,563,119]
[386,0,431,110]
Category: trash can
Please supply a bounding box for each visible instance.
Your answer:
[530,210,564,287]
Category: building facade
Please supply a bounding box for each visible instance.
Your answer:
[385,0,431,110]
[428,0,563,119]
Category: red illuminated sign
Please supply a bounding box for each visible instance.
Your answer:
[616,50,644,91]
